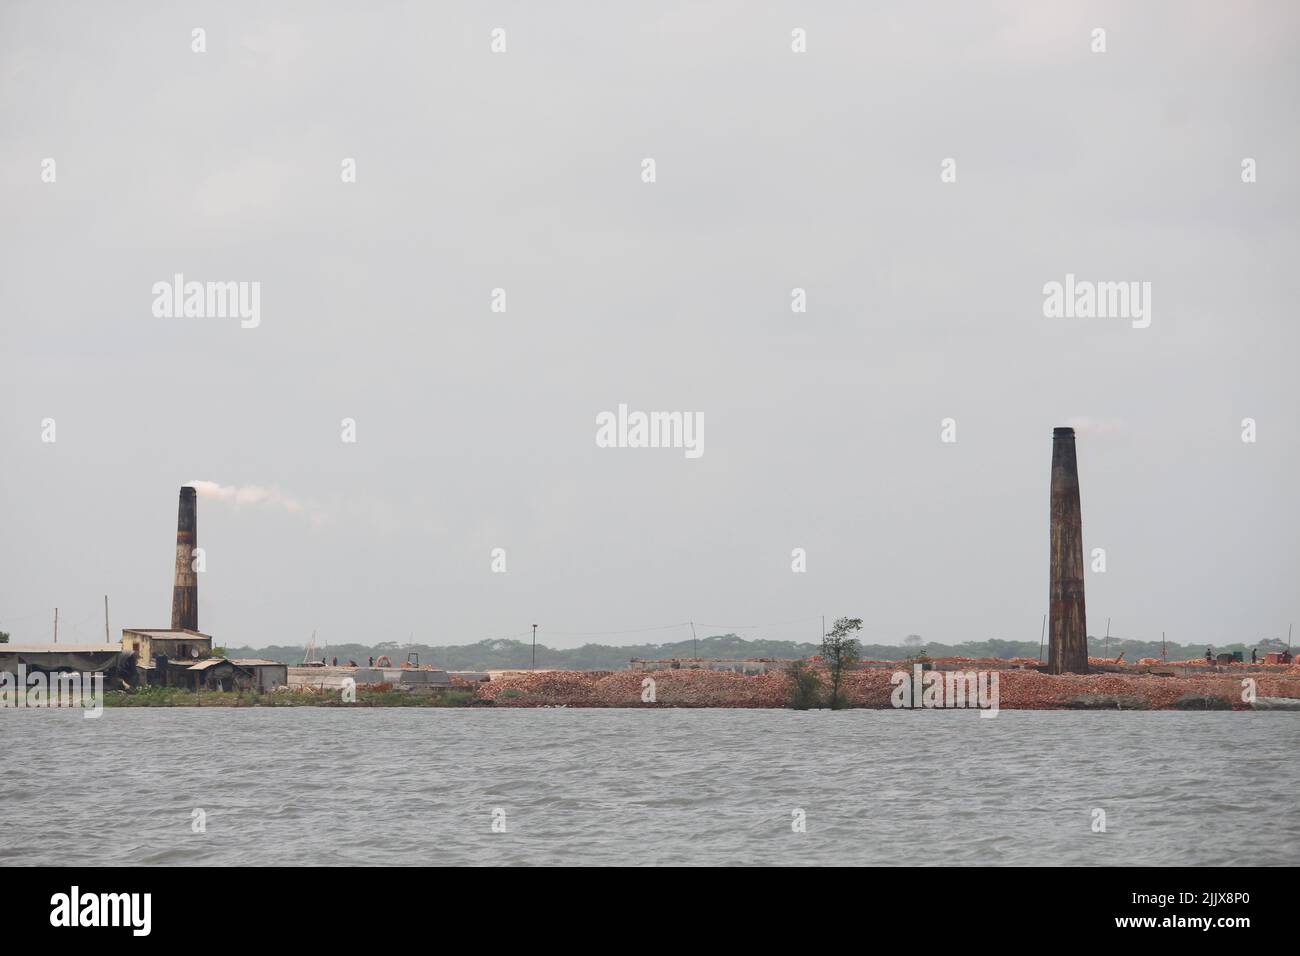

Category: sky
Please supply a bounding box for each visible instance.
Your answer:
[1,1,1296,650]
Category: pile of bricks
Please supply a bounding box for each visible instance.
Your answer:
[473,662,1300,710]
[477,668,790,707]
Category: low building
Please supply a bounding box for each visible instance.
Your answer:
[231,659,288,692]
[121,629,213,667]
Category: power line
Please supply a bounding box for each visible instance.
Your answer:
[695,616,822,631]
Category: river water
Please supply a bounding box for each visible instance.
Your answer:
[2,708,1296,865]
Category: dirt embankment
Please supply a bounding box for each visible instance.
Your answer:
[468,660,1300,710]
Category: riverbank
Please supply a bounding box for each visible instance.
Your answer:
[94,659,1300,710]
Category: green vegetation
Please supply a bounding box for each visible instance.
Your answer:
[785,660,823,710]
[102,685,481,708]
[104,686,262,707]
[822,617,863,710]
[0,631,9,643]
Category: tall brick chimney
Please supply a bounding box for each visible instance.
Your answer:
[171,486,198,631]
[1048,428,1088,674]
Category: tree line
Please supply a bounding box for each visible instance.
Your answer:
[219,630,1284,671]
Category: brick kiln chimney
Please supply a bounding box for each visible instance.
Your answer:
[171,486,198,631]
[1048,428,1088,674]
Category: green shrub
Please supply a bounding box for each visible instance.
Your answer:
[786,660,823,710]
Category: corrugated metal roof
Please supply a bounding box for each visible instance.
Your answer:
[231,659,285,667]
[122,629,212,640]
[0,644,122,654]
[185,659,229,671]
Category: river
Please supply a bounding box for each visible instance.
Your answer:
[2,708,1296,865]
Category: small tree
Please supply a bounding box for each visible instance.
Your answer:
[0,631,9,644]
[904,634,923,647]
[823,617,863,709]
[785,659,823,710]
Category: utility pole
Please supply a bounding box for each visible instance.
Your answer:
[1162,631,1166,661]
[690,621,697,660]
[1105,617,1111,659]
[53,607,58,643]
[104,595,111,643]
[532,624,537,671]
[1038,614,1046,662]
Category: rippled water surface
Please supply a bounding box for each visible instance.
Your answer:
[2,708,1297,865]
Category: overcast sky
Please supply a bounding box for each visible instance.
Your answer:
[2,1,1296,651]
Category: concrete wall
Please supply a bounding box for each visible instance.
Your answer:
[122,631,212,667]
[353,667,451,687]
[288,666,451,690]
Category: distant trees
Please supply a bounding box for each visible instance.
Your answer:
[985,639,1022,659]
[214,633,1272,671]
[823,617,863,710]
[904,634,923,646]
[0,631,8,643]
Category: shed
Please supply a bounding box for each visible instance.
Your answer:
[0,644,129,675]
[162,657,247,692]
[231,660,289,692]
